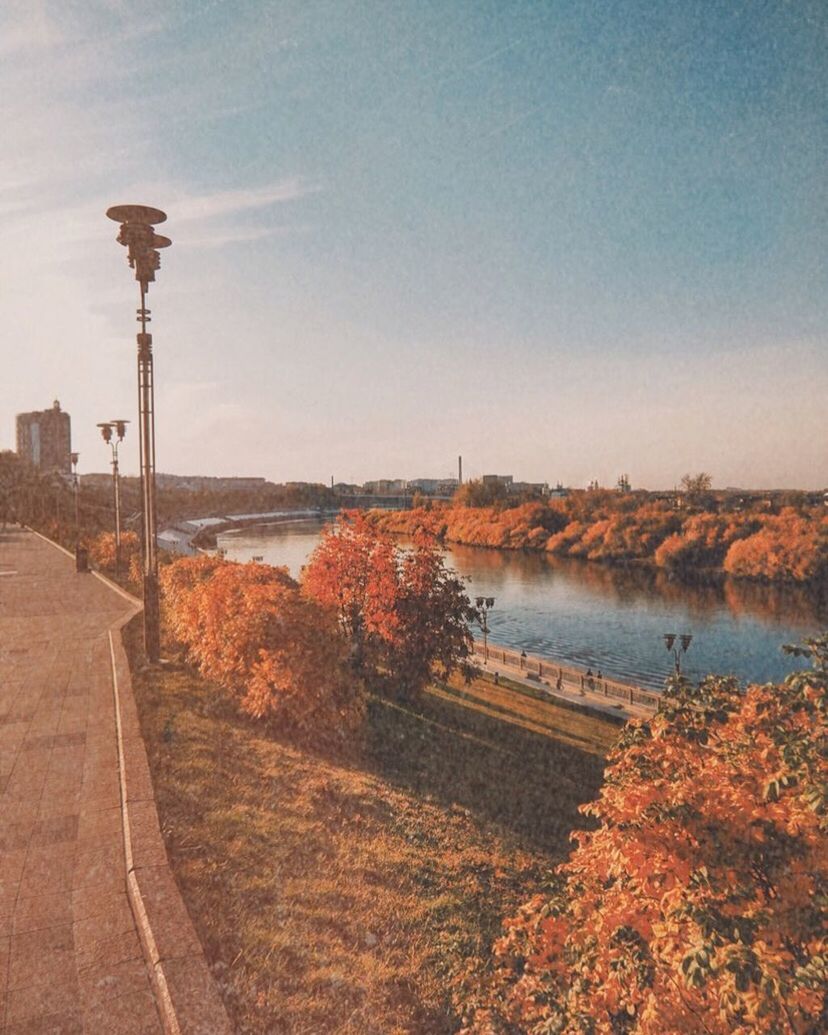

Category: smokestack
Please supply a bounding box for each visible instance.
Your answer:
[458,455,463,485]
[331,475,334,489]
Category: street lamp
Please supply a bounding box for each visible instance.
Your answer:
[475,596,496,662]
[106,204,172,662]
[97,421,128,577]
[663,632,693,675]
[70,452,80,548]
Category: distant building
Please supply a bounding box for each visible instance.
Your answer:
[16,400,71,473]
[511,481,549,496]
[363,479,407,495]
[153,474,268,492]
[616,474,632,493]
[407,477,459,496]
[482,474,514,488]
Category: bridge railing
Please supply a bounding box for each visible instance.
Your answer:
[472,640,660,711]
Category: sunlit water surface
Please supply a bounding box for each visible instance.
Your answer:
[218,520,827,691]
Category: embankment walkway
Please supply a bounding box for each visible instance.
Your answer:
[0,528,230,1034]
[472,640,660,721]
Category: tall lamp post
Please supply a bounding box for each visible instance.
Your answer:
[663,632,693,675]
[106,204,172,662]
[475,596,496,662]
[70,452,80,547]
[97,421,128,577]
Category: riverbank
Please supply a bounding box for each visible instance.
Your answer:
[366,499,828,585]
[125,617,615,1033]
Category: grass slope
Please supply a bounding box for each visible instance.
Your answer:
[125,618,618,1034]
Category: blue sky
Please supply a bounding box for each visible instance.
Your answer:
[1,0,825,487]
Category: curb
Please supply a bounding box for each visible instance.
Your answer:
[92,568,142,607]
[108,627,181,1035]
[108,626,234,1035]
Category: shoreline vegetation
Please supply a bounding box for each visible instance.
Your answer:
[365,490,828,585]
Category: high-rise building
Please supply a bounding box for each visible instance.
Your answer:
[16,400,72,473]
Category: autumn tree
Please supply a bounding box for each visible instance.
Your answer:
[455,478,512,508]
[462,635,828,1034]
[160,556,363,744]
[680,472,713,503]
[87,530,141,580]
[303,514,479,700]
[724,508,827,583]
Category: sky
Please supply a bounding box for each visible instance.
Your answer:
[1,0,826,489]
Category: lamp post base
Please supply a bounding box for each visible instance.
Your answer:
[143,573,161,663]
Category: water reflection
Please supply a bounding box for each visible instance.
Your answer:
[218,522,826,691]
[449,546,826,632]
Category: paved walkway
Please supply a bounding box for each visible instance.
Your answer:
[477,654,656,722]
[0,529,160,1033]
[0,530,233,1035]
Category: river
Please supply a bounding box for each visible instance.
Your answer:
[217,519,827,691]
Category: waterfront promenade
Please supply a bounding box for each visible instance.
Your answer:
[472,641,659,721]
[0,529,229,1034]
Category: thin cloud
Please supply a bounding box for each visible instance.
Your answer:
[172,179,319,222]
[176,224,308,250]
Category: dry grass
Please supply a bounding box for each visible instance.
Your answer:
[125,618,617,1034]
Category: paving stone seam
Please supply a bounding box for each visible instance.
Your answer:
[108,628,183,1035]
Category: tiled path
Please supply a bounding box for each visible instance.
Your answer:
[0,528,162,1033]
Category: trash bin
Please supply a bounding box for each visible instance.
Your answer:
[75,546,89,573]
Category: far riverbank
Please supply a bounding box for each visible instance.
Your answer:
[365,499,828,586]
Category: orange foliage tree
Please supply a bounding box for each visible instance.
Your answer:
[87,530,141,578]
[371,496,825,584]
[655,513,759,575]
[160,556,363,743]
[724,509,827,583]
[462,635,828,1034]
[303,514,479,699]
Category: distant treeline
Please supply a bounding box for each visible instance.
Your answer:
[367,490,828,584]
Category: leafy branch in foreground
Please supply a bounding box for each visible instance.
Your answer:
[461,635,828,1034]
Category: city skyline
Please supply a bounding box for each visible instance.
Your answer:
[1,1,826,489]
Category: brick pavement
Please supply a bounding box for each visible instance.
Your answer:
[0,529,231,1034]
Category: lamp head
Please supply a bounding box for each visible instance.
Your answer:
[97,422,113,444]
[663,633,676,652]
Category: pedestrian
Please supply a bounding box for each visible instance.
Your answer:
[520,649,527,669]
[597,669,603,680]
[494,671,500,686]
[556,673,563,692]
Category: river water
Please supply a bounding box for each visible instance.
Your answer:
[217,520,827,691]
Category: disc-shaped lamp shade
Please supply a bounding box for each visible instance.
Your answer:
[106,204,167,225]
[151,234,172,249]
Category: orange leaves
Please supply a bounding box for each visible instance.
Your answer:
[87,530,141,579]
[723,508,827,582]
[159,555,363,744]
[303,515,478,700]
[462,644,828,1034]
[371,497,826,584]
